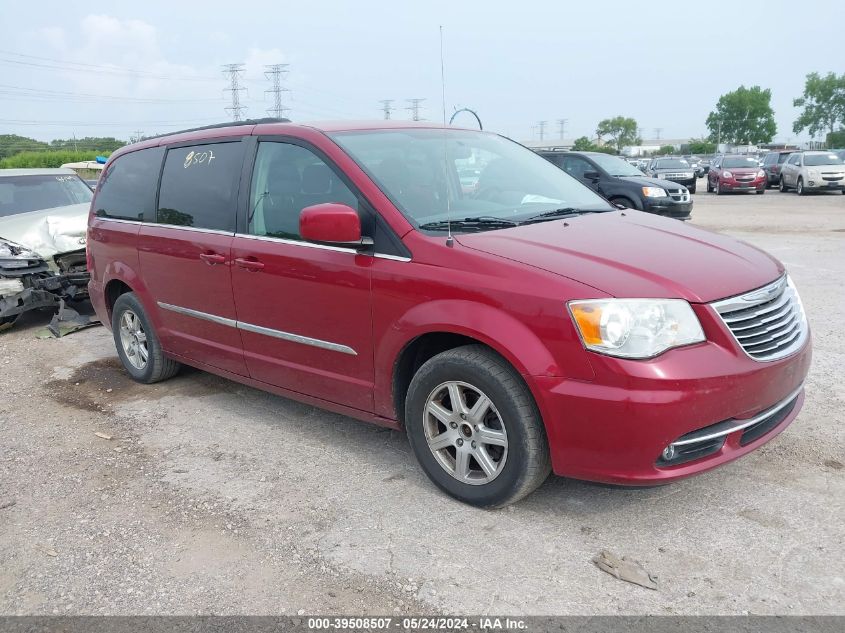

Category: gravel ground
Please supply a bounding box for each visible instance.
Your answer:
[0,185,843,615]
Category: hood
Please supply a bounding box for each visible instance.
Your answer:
[811,164,845,173]
[456,211,783,303]
[0,203,88,261]
[619,175,685,189]
[723,167,760,174]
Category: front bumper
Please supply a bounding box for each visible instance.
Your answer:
[530,303,811,485]
[643,197,692,219]
[719,176,766,191]
[804,178,845,191]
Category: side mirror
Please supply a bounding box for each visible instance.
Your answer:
[583,170,601,181]
[299,203,372,248]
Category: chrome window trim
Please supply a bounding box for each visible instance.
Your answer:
[92,217,144,225]
[373,253,412,262]
[670,383,804,447]
[153,224,235,236]
[156,301,356,355]
[234,232,358,254]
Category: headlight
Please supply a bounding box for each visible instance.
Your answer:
[568,299,705,359]
[757,170,765,178]
[722,170,733,178]
[642,186,667,198]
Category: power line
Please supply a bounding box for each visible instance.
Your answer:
[537,120,547,141]
[379,100,395,120]
[0,53,219,82]
[406,98,426,121]
[222,64,247,122]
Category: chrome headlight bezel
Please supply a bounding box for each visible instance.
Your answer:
[568,298,706,359]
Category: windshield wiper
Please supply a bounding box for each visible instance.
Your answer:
[522,207,599,224]
[418,216,520,231]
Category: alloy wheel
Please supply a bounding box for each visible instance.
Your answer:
[423,381,508,485]
[118,309,149,370]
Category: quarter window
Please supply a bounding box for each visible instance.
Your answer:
[94,147,164,221]
[248,142,359,240]
[156,141,244,231]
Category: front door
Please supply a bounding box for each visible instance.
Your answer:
[230,140,375,411]
[138,139,247,376]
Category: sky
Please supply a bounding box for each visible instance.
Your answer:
[0,0,842,145]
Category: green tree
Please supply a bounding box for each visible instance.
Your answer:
[827,130,845,148]
[572,136,596,151]
[49,136,126,153]
[706,85,776,145]
[655,145,676,155]
[687,139,717,154]
[595,116,640,152]
[792,72,845,139]
[0,134,48,160]
[0,150,111,169]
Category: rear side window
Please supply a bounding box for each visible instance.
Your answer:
[94,147,164,221]
[157,141,244,231]
[777,153,790,164]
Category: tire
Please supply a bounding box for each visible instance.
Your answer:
[796,177,805,196]
[112,292,180,384]
[716,180,723,195]
[756,188,765,195]
[610,197,636,209]
[405,345,551,508]
[706,178,714,193]
[688,182,696,194]
[779,177,788,193]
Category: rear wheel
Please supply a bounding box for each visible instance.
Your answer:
[112,292,180,383]
[796,177,805,195]
[405,345,551,508]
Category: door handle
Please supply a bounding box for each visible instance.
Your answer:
[199,252,226,265]
[234,257,265,271]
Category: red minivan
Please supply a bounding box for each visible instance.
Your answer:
[87,120,811,507]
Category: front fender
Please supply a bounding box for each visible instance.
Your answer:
[373,299,595,419]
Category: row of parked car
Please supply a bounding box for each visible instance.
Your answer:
[761,149,845,195]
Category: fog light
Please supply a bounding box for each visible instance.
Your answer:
[662,445,676,461]
[809,181,815,186]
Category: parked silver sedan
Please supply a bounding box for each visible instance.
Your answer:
[779,151,845,195]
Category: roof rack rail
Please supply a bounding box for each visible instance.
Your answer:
[143,117,291,141]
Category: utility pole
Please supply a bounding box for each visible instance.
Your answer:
[557,118,568,141]
[537,121,547,141]
[222,63,247,122]
[264,64,290,119]
[406,98,426,121]
[379,100,395,120]
[131,130,144,144]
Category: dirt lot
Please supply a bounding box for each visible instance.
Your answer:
[1,185,843,615]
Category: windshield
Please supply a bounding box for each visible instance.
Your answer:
[721,157,759,168]
[0,174,93,217]
[589,153,643,177]
[653,159,690,169]
[804,153,844,166]
[330,129,613,230]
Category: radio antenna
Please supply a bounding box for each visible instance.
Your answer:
[440,25,453,247]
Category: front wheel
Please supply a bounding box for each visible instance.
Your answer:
[779,177,789,192]
[797,177,805,195]
[716,180,723,195]
[405,345,551,508]
[706,178,714,193]
[112,292,181,383]
[688,183,696,194]
[756,188,766,195]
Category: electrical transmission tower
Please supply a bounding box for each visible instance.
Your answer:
[379,99,395,120]
[537,121,547,141]
[406,98,426,121]
[222,63,247,121]
[654,127,663,141]
[557,118,568,141]
[264,64,290,119]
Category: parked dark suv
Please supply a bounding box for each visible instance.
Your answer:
[761,151,794,188]
[645,157,698,193]
[536,150,692,219]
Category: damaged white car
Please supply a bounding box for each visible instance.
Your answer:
[0,168,92,329]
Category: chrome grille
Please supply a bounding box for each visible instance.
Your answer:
[711,276,808,361]
[666,187,690,202]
